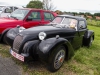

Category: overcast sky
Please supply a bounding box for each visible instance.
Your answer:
[0,0,100,14]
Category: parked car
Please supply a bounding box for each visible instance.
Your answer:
[6,15,94,72]
[0,5,19,17]
[0,8,57,43]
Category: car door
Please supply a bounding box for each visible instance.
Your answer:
[61,18,81,49]
[77,20,87,46]
[70,20,87,49]
[42,11,55,24]
[23,10,42,28]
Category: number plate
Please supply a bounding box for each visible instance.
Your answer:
[10,50,24,62]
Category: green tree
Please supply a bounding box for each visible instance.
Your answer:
[94,13,100,17]
[71,12,78,16]
[26,0,43,9]
[84,12,92,16]
[79,12,85,15]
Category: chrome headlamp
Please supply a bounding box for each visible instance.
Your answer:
[39,32,46,40]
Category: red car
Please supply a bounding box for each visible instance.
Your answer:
[0,8,57,43]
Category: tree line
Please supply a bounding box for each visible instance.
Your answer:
[55,10,100,17]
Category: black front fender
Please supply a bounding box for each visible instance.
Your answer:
[37,37,74,61]
[22,40,40,55]
[5,28,20,46]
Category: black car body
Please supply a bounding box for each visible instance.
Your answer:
[5,15,94,72]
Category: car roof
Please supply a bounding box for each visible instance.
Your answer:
[57,15,86,21]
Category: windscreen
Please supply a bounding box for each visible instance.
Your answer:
[10,9,29,20]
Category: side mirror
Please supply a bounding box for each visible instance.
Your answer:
[80,25,83,28]
[26,16,33,21]
[79,25,85,29]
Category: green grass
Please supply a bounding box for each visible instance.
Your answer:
[0,25,100,75]
[87,19,100,27]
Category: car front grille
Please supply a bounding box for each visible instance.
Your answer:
[13,35,23,53]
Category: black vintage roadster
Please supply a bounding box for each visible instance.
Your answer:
[5,15,94,72]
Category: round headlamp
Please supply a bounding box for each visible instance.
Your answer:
[19,27,25,32]
[39,32,46,40]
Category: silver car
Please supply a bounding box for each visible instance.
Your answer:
[0,5,19,17]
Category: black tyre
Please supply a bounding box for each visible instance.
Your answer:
[3,33,7,44]
[48,46,66,72]
[88,36,93,47]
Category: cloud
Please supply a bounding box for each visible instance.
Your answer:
[0,0,30,6]
[52,0,100,13]
[0,2,10,5]
[0,0,100,13]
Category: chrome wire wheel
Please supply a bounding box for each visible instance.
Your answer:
[54,49,66,69]
[48,46,66,72]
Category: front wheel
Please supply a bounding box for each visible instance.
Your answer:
[48,46,66,72]
[3,33,7,44]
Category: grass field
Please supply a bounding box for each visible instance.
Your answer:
[87,19,100,27]
[0,25,100,75]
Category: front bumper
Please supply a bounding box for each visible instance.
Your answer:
[10,48,30,62]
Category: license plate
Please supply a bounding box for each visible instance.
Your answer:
[10,50,24,62]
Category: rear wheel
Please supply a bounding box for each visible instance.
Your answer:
[88,36,93,47]
[48,46,66,72]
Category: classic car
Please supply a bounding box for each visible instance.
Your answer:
[6,15,94,72]
[0,8,57,43]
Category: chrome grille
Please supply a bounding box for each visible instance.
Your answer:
[13,35,23,53]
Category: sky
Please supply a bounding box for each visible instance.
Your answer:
[0,0,100,14]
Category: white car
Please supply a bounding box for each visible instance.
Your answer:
[0,5,19,17]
